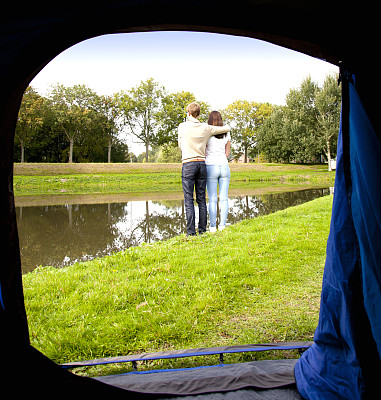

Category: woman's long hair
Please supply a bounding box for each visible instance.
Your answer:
[208,111,226,139]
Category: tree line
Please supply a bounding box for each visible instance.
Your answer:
[257,74,341,169]
[15,74,340,166]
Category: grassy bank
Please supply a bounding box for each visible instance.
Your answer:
[14,162,335,196]
[23,195,332,375]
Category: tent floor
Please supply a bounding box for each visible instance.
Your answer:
[94,359,302,399]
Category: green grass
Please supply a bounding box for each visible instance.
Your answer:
[14,162,335,196]
[23,195,332,375]
[13,173,181,195]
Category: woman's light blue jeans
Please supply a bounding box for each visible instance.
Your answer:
[206,164,230,228]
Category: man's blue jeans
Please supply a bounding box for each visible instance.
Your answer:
[181,161,207,235]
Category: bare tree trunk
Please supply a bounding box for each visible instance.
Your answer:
[326,140,332,171]
[108,139,112,163]
[20,140,25,163]
[145,133,149,162]
[69,138,73,163]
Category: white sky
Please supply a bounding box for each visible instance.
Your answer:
[31,31,339,153]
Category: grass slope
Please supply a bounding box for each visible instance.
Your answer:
[23,195,332,374]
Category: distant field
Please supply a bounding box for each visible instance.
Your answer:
[14,162,182,175]
[13,162,335,197]
[14,162,332,176]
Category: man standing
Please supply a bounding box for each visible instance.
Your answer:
[178,102,231,236]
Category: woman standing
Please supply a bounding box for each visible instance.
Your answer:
[205,111,231,232]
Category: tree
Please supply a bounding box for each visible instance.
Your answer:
[49,84,99,163]
[284,76,320,162]
[95,95,121,163]
[257,107,294,163]
[116,78,164,162]
[155,91,211,146]
[156,143,182,163]
[223,100,273,163]
[15,87,44,162]
[155,91,196,146]
[315,74,341,170]
[258,74,341,167]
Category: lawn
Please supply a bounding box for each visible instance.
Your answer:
[23,195,332,376]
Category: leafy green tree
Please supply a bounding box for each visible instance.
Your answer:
[155,91,195,146]
[156,143,182,163]
[281,74,340,166]
[258,74,340,167]
[257,107,294,163]
[49,84,100,163]
[116,78,164,162]
[284,76,320,162]
[15,86,45,162]
[223,100,273,162]
[26,119,67,162]
[155,91,211,146]
[94,95,121,162]
[315,74,341,170]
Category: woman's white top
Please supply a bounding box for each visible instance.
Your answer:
[205,132,231,165]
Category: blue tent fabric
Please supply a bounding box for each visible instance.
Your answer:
[294,72,381,399]
[349,84,381,355]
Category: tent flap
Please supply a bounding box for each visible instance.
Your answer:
[294,70,381,399]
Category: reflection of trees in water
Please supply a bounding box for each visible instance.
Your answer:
[17,200,187,272]
[226,188,329,226]
[17,188,330,272]
[226,195,264,225]
[124,200,185,246]
[260,188,330,215]
[17,202,129,272]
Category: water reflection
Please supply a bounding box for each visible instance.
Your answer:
[17,188,332,273]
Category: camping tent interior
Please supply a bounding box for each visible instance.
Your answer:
[1,1,380,398]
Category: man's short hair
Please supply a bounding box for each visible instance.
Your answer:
[186,102,201,118]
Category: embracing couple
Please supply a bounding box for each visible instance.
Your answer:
[178,102,231,236]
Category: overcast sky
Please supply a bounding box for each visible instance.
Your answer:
[30,31,339,153]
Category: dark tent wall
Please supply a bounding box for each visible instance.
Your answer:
[1,1,380,397]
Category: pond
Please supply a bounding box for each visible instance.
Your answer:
[17,187,332,273]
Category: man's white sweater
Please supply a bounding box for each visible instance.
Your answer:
[178,115,230,162]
